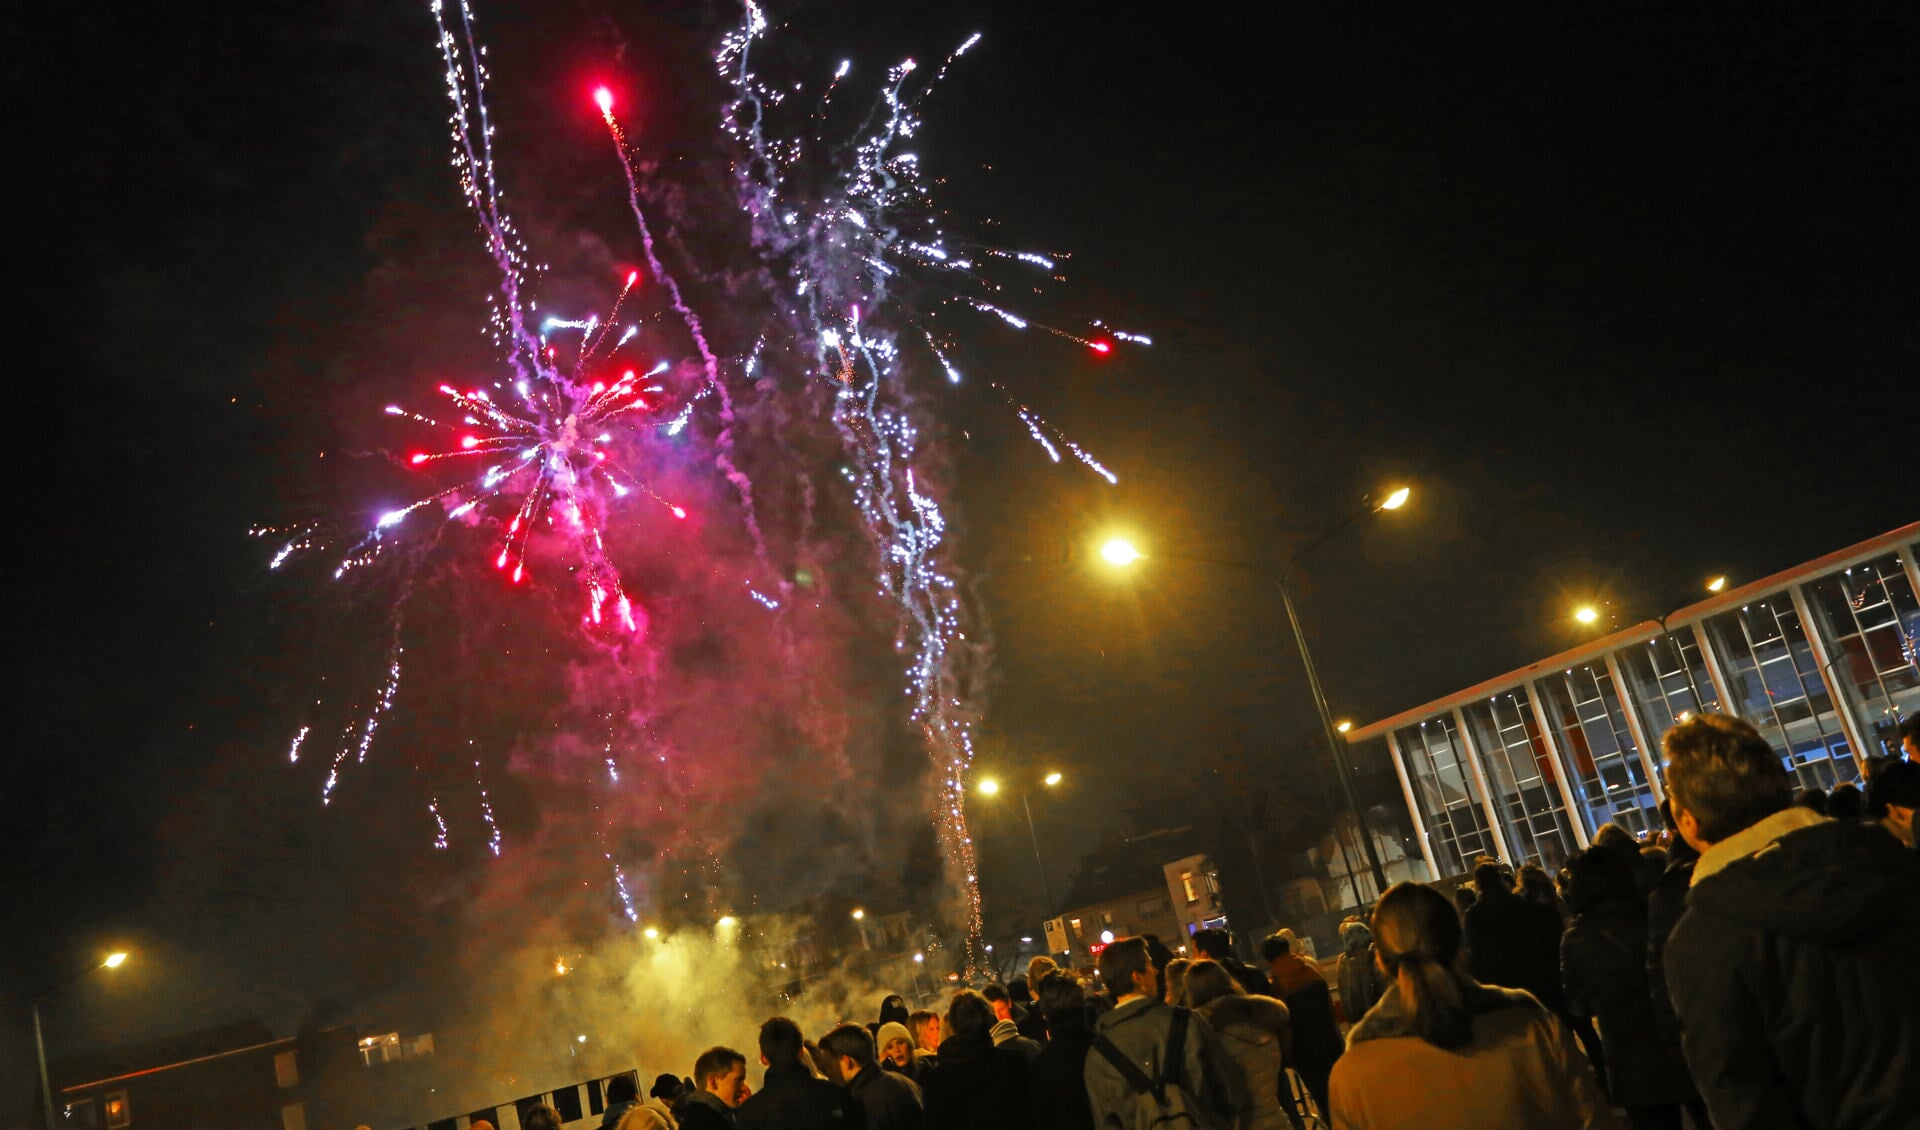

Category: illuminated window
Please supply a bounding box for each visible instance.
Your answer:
[1181,872,1198,904]
[1463,689,1581,870]
[62,1099,97,1130]
[1068,918,1083,937]
[1804,556,1920,757]
[281,1103,307,1130]
[1707,599,1858,788]
[1538,665,1659,839]
[1395,718,1500,874]
[274,1050,299,1087]
[357,1033,401,1067]
[104,1092,130,1129]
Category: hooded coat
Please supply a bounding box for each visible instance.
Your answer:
[1665,808,1920,1130]
[1196,995,1292,1130]
[1328,982,1618,1130]
[1084,996,1236,1130]
[1558,897,1696,1107]
[1334,924,1383,1023]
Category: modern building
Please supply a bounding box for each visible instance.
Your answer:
[1346,522,1920,879]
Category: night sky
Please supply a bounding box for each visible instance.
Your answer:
[9,0,1917,1109]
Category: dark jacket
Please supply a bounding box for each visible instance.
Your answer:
[1644,837,1697,1046]
[1264,957,1340,1115]
[1220,957,1272,999]
[1465,888,1568,1015]
[1084,997,1234,1130]
[1028,1021,1096,1130]
[919,1028,1036,1130]
[1666,810,1920,1130]
[1559,898,1696,1107]
[602,1099,638,1129]
[675,1091,738,1130]
[736,1061,864,1130]
[846,1063,923,1130]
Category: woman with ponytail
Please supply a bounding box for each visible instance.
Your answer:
[1327,882,1618,1130]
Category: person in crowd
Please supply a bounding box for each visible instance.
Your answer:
[920,988,1036,1129]
[1663,713,1920,1128]
[907,1009,942,1064]
[1517,861,1569,922]
[676,1048,748,1130]
[1792,786,1829,815]
[1644,799,1696,1048]
[1257,931,1340,1115]
[1008,977,1050,1041]
[1162,956,1192,1006]
[1865,757,1919,848]
[821,1022,923,1130]
[1897,716,1920,760]
[1274,927,1315,962]
[604,1074,643,1128]
[735,1017,863,1129]
[875,1021,929,1083]
[646,1076,690,1129]
[1193,927,1271,996]
[1824,780,1864,819]
[871,995,910,1038]
[523,1107,564,1130]
[1453,883,1478,915]
[1186,959,1291,1130]
[1557,846,1705,1130]
[981,982,1044,1059]
[1143,934,1180,979]
[1335,918,1383,1024]
[1027,954,1059,987]
[1462,857,1567,1015]
[1084,936,1235,1130]
[1328,882,1617,1130]
[1028,970,1098,1130]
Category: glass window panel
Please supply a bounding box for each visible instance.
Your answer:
[1396,718,1497,876]
[1617,627,1721,743]
[1705,597,1859,788]
[1538,664,1659,839]
[1804,554,1920,757]
[1462,689,1581,870]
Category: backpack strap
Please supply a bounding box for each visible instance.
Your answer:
[1161,1007,1191,1094]
[1092,1033,1165,1103]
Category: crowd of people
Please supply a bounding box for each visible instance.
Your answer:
[515,716,1918,1130]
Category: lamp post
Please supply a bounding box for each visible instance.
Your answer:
[1099,484,1409,902]
[1572,574,1732,715]
[33,952,130,1130]
[977,772,1064,919]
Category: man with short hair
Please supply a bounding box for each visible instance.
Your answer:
[736,1017,864,1130]
[1189,927,1269,997]
[1865,757,1920,848]
[821,1022,924,1130]
[677,1047,749,1130]
[1028,971,1097,1130]
[980,983,1043,1060]
[918,989,1037,1128]
[521,1106,564,1130]
[601,1074,642,1129]
[1663,714,1920,1129]
[1084,936,1233,1130]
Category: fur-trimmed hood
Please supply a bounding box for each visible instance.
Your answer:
[1345,980,1540,1046]
[1198,993,1290,1037]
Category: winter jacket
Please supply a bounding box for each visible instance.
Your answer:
[604,1099,639,1129]
[1559,898,1696,1107]
[1198,994,1293,1130]
[1464,888,1568,1014]
[673,1091,737,1130]
[1644,839,1697,1047]
[1265,955,1341,1115]
[1335,952,1381,1026]
[1665,808,1920,1130]
[919,1027,1036,1130]
[735,1060,864,1130]
[1328,982,1619,1130]
[1219,956,1273,998]
[1028,1022,1097,1130]
[1084,996,1235,1130]
[989,1018,1044,1061]
[846,1063,923,1130]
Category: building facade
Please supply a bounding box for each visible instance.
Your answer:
[1347,522,1920,879]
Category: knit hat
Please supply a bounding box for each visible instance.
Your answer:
[876,1021,914,1053]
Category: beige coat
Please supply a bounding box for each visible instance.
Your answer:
[1198,995,1294,1130]
[1328,982,1618,1130]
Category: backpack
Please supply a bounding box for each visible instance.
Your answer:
[1091,1007,1219,1129]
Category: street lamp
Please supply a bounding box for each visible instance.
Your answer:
[976,771,1065,919]
[34,951,131,1130]
[1574,605,1601,625]
[1101,484,1412,901]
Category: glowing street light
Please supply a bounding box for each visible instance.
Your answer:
[717,915,738,929]
[102,953,128,970]
[1043,771,1063,787]
[1335,720,1352,734]
[851,908,865,921]
[1706,575,1728,593]
[1377,486,1412,511]
[1100,537,1142,567]
[1574,605,1601,625]
[35,952,132,1130]
[977,771,1063,917]
[977,777,1000,797]
[643,926,660,940]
